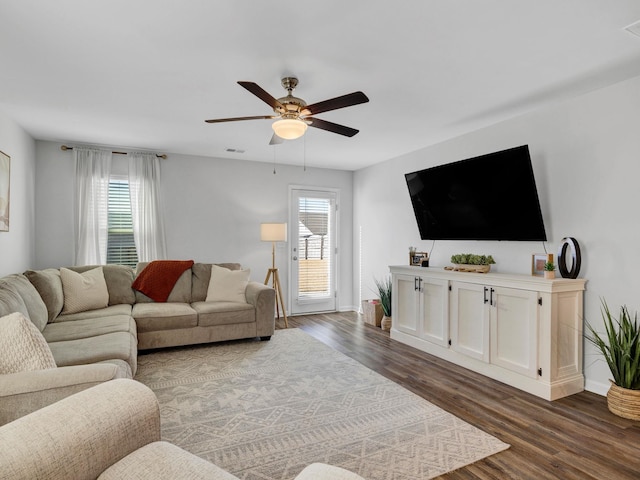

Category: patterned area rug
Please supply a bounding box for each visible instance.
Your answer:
[135,328,509,479]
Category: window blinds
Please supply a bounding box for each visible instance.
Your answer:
[107,179,138,267]
[297,196,332,299]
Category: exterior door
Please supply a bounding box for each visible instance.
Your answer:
[290,188,337,314]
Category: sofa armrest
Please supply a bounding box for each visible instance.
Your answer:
[0,363,124,425]
[245,281,276,337]
[0,379,160,480]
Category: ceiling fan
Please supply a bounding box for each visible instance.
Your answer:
[205,77,369,144]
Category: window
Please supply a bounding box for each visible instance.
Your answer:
[107,177,138,267]
[297,196,332,299]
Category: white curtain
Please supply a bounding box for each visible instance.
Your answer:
[74,147,112,265]
[128,152,167,261]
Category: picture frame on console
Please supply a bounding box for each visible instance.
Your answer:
[532,253,552,276]
[410,252,429,266]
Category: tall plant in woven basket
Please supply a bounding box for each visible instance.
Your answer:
[374,276,392,332]
[586,299,640,420]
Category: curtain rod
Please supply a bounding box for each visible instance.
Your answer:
[60,145,167,159]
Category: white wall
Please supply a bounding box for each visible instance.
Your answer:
[354,73,640,396]
[34,141,355,311]
[0,111,36,276]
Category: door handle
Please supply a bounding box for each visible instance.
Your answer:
[293,256,298,261]
[414,277,418,291]
[490,288,495,306]
[483,287,488,304]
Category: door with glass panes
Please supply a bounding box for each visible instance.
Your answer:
[289,188,337,314]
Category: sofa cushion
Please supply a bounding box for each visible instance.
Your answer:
[48,331,137,374]
[0,283,30,319]
[24,268,64,322]
[98,441,240,480]
[0,274,48,331]
[191,263,241,302]
[60,267,109,314]
[55,304,133,323]
[132,303,198,332]
[206,265,250,304]
[69,265,136,305]
[43,315,136,343]
[135,262,193,304]
[0,312,57,374]
[192,301,255,327]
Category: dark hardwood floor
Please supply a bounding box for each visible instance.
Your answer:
[277,312,640,480]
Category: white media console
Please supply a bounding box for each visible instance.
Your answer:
[389,266,587,400]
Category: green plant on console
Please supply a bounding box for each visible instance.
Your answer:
[586,299,640,390]
[544,261,555,272]
[450,254,496,265]
[373,276,392,317]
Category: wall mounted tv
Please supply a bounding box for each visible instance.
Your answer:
[405,145,547,241]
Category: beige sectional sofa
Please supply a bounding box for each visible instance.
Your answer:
[0,262,275,424]
[0,379,365,480]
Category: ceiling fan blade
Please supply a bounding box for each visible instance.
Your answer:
[303,91,369,116]
[238,81,283,110]
[205,115,274,123]
[308,117,359,137]
[269,133,284,145]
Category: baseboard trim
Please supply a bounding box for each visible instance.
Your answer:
[585,379,609,397]
[339,305,358,312]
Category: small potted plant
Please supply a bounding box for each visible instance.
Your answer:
[544,261,555,279]
[450,254,495,273]
[586,299,640,419]
[374,276,392,331]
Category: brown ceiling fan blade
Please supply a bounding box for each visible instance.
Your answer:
[269,133,284,145]
[238,81,283,110]
[308,117,359,137]
[303,91,369,116]
[205,115,274,123]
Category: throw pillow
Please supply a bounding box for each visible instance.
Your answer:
[0,312,57,374]
[206,265,250,303]
[60,267,109,315]
[24,268,65,322]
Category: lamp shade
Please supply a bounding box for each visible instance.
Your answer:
[261,223,287,242]
[272,119,308,140]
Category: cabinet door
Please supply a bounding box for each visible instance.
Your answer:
[419,277,449,347]
[450,282,490,362]
[393,274,419,335]
[490,287,538,378]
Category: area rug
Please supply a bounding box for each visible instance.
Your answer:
[135,329,509,479]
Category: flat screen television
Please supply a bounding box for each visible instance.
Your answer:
[405,145,547,241]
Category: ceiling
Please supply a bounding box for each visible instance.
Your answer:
[2,1,640,171]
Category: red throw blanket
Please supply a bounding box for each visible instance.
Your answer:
[132,260,194,302]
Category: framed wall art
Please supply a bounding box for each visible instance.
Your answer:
[532,253,553,276]
[0,150,9,232]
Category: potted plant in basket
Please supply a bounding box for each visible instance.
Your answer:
[374,276,392,332]
[586,299,640,420]
[544,261,555,279]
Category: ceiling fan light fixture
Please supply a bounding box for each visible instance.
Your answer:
[272,118,308,140]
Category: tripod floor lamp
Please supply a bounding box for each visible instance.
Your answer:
[261,223,288,328]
